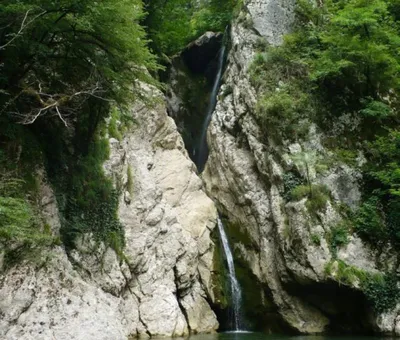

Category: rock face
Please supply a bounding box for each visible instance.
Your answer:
[0,88,219,339]
[166,32,223,162]
[201,0,400,335]
[181,32,223,75]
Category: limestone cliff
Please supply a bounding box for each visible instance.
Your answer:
[0,89,219,339]
[200,0,400,335]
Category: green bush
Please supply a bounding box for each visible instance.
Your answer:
[354,197,387,244]
[145,0,239,56]
[291,184,311,201]
[256,89,311,141]
[324,260,367,286]
[362,274,400,313]
[53,126,125,256]
[250,0,400,146]
[310,233,321,246]
[0,196,52,246]
[0,127,55,264]
[0,173,56,267]
[282,171,303,200]
[306,186,330,214]
[360,98,393,120]
[290,184,330,214]
[329,223,350,254]
[325,260,400,313]
[386,199,400,246]
[336,260,368,286]
[108,111,123,142]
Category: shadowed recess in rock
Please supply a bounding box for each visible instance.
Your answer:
[195,46,226,172]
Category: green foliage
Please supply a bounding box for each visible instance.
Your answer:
[360,98,393,120]
[290,183,330,216]
[290,184,311,201]
[282,171,303,200]
[367,130,400,197]
[305,185,330,214]
[329,223,350,255]
[0,126,55,265]
[0,196,52,246]
[325,260,400,313]
[332,148,358,167]
[354,196,387,244]
[145,0,239,56]
[295,0,327,26]
[336,260,368,286]
[108,109,123,142]
[0,176,55,267]
[309,0,400,108]
[363,273,400,313]
[250,0,400,249]
[310,233,321,246]
[0,0,158,259]
[249,47,314,142]
[256,89,311,141]
[0,0,158,126]
[57,128,125,253]
[250,0,400,143]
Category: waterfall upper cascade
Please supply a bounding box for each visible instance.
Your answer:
[195,46,226,172]
[217,217,245,331]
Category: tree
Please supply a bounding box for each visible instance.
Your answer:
[144,0,238,56]
[0,0,158,128]
[309,0,400,110]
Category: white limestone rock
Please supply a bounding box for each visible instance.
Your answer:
[0,88,219,339]
[202,0,398,334]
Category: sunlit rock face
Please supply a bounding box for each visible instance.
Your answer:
[202,0,400,335]
[0,89,219,339]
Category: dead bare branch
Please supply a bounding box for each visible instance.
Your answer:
[0,9,47,50]
[13,81,112,126]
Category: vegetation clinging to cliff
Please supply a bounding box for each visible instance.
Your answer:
[0,0,240,259]
[249,0,400,313]
[0,0,159,255]
[251,0,400,249]
[144,0,240,56]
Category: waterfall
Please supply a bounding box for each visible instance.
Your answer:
[195,46,226,172]
[217,217,244,331]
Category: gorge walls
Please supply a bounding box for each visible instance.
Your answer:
[200,0,400,335]
[0,89,219,339]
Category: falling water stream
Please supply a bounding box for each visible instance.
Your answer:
[195,46,226,172]
[192,39,244,331]
[217,218,244,331]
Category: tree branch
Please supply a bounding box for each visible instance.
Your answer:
[0,9,47,50]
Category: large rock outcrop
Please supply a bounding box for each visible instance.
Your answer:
[201,0,400,335]
[0,88,219,339]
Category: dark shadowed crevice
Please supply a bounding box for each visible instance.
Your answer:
[165,32,224,166]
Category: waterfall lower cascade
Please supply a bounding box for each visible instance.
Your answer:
[195,46,226,172]
[217,217,245,331]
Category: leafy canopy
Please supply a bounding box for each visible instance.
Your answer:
[0,0,158,125]
[144,0,239,56]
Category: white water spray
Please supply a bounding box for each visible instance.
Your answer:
[217,217,244,331]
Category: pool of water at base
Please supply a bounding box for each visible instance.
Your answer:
[187,333,396,340]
